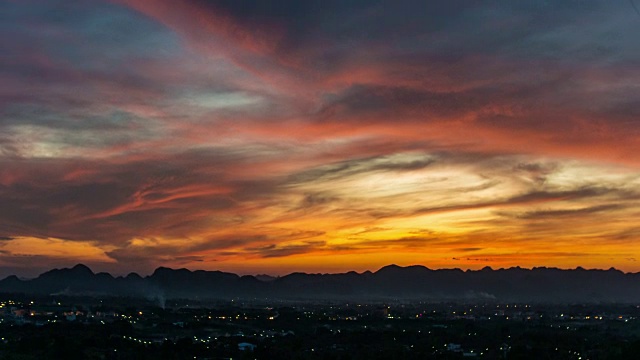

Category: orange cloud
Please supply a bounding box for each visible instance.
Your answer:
[2,0,639,276]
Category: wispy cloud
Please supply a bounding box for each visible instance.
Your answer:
[0,0,639,276]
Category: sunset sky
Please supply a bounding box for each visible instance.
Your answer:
[2,0,640,277]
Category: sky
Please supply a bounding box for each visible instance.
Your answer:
[1,0,640,278]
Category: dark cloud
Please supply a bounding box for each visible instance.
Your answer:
[190,0,615,66]
[0,148,282,244]
[316,84,495,121]
[289,154,435,184]
[513,162,558,184]
[105,245,216,271]
[517,204,623,219]
[335,236,443,251]
[353,227,391,235]
[172,256,206,263]
[297,193,336,210]
[191,235,270,252]
[191,0,477,57]
[464,258,492,262]
[406,189,597,218]
[504,188,617,205]
[608,228,640,242]
[244,241,326,258]
[458,247,483,252]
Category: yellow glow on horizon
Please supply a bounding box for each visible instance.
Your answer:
[1,154,639,275]
[1,237,115,263]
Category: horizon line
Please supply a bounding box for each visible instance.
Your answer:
[9,263,639,281]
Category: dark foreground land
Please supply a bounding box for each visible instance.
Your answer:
[0,294,638,359]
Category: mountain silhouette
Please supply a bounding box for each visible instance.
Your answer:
[0,264,639,303]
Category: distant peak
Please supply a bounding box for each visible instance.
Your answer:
[1,275,20,282]
[376,264,431,274]
[376,264,402,272]
[71,264,94,274]
[96,272,114,279]
[151,266,193,277]
[407,265,430,270]
[152,266,172,275]
[255,274,276,282]
[125,272,142,279]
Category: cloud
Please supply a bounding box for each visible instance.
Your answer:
[244,241,327,258]
[1,0,640,275]
[516,204,623,219]
[458,248,483,252]
[0,149,285,243]
[288,153,435,184]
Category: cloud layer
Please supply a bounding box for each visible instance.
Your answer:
[1,0,639,276]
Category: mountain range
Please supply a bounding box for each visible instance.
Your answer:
[1,264,639,303]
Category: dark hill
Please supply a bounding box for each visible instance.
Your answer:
[0,264,639,303]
